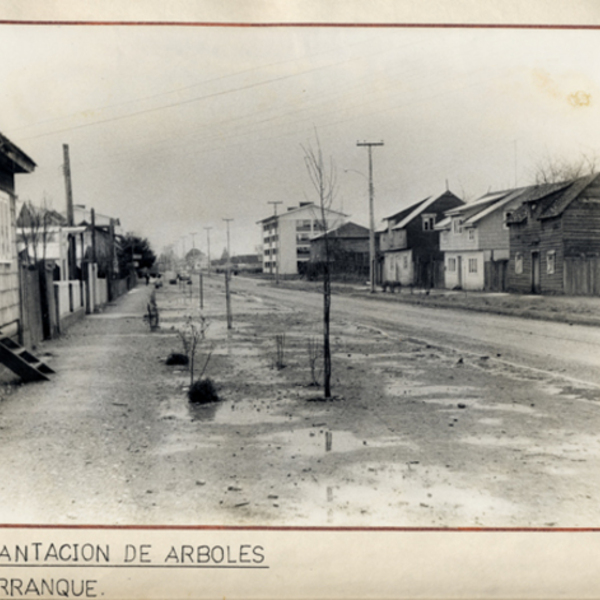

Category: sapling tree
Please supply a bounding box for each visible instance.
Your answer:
[178,315,212,387]
[302,134,337,399]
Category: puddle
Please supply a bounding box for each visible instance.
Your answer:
[294,462,518,526]
[255,428,412,457]
[161,397,295,426]
[479,417,503,426]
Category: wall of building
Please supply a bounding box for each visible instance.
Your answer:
[383,249,413,285]
[0,185,21,339]
[444,250,485,290]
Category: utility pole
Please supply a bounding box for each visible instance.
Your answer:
[357,140,384,293]
[222,218,234,330]
[190,231,198,273]
[63,144,77,280]
[223,218,233,271]
[204,227,212,275]
[267,201,282,284]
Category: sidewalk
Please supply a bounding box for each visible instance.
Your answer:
[0,284,178,523]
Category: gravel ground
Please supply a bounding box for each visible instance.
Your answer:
[0,276,599,527]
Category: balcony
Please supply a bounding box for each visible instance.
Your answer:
[379,228,407,252]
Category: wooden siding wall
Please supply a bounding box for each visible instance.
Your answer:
[507,211,565,294]
[562,186,600,256]
[406,194,463,256]
[564,257,600,295]
[0,186,20,338]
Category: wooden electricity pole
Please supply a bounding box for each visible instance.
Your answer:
[204,227,212,275]
[357,140,384,293]
[223,218,233,329]
[63,144,77,280]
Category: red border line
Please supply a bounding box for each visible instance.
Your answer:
[0,525,599,532]
[0,21,598,29]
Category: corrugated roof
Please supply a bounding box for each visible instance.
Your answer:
[391,196,441,231]
[434,215,452,230]
[311,221,369,240]
[383,197,430,223]
[446,190,512,217]
[540,173,599,219]
[464,188,528,226]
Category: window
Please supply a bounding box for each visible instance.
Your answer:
[0,191,12,263]
[503,211,512,230]
[448,258,456,272]
[296,219,312,231]
[547,250,556,275]
[422,214,436,231]
[468,258,478,273]
[297,247,310,257]
[403,255,409,269]
[468,228,475,241]
[453,218,463,234]
[296,233,310,243]
[515,252,523,274]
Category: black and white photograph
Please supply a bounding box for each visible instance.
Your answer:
[1,1,600,595]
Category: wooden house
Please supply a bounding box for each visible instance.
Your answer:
[379,190,463,288]
[0,132,36,341]
[310,221,370,278]
[506,173,600,295]
[436,187,532,291]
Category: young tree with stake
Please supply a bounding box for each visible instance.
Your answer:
[302,135,337,399]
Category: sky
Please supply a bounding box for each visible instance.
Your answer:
[1,23,599,259]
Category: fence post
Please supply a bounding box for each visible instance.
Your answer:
[225,271,232,330]
[200,272,204,310]
[54,284,61,335]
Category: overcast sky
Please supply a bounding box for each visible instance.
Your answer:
[1,24,599,258]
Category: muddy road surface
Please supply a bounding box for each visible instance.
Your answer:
[0,276,599,527]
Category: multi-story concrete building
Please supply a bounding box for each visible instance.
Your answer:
[258,202,346,276]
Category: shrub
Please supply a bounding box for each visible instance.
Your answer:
[188,378,219,404]
[166,352,189,366]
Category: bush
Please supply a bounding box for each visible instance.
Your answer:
[166,352,189,365]
[188,378,219,404]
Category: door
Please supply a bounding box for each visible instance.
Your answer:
[531,251,541,293]
[457,256,463,289]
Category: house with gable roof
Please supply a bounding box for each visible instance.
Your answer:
[506,173,600,295]
[436,186,532,291]
[379,190,463,288]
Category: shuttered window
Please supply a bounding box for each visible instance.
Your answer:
[515,252,523,274]
[547,251,556,275]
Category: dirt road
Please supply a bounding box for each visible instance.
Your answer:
[0,276,599,527]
